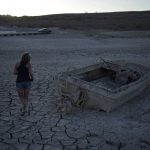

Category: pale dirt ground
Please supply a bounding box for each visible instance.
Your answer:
[0,28,150,150]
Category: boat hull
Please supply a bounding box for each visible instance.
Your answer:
[56,61,150,112]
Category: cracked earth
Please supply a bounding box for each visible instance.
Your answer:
[0,29,150,150]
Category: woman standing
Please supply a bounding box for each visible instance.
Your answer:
[14,52,33,116]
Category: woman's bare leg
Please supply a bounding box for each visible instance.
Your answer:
[18,88,30,115]
[17,89,26,114]
[24,89,30,109]
[17,89,24,105]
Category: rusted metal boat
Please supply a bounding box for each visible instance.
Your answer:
[56,60,150,112]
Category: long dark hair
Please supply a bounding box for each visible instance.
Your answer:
[20,52,31,65]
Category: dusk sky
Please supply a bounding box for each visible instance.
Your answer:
[0,0,150,16]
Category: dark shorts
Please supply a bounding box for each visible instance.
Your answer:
[16,81,31,90]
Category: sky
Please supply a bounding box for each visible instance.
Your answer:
[0,0,150,16]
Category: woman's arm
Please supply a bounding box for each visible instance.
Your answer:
[28,63,34,81]
[28,63,33,75]
[14,63,19,75]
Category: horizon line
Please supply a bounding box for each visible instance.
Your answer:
[0,10,150,17]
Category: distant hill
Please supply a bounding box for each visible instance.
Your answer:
[0,11,150,30]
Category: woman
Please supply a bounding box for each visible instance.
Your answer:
[14,52,33,116]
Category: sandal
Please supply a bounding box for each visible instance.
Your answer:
[20,107,26,116]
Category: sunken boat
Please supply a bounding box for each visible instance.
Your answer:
[56,60,150,112]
